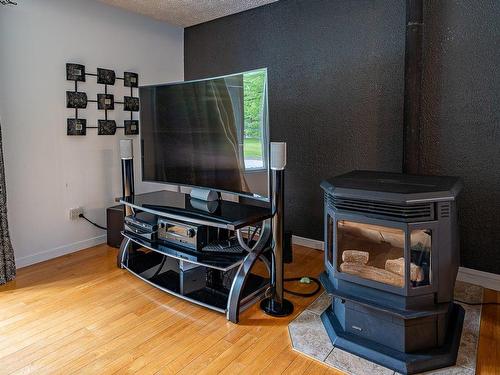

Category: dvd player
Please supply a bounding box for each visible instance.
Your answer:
[124,212,158,241]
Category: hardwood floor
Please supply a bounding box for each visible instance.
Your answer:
[0,244,498,374]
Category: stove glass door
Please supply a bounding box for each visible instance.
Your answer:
[336,220,406,288]
[409,229,432,288]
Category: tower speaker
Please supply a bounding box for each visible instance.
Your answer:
[284,230,293,264]
[270,142,286,170]
[261,141,293,317]
[120,140,134,216]
[120,139,133,160]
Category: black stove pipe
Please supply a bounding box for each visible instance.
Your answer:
[403,0,424,174]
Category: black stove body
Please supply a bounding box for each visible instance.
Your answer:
[319,171,464,374]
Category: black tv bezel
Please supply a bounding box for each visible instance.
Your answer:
[139,68,271,203]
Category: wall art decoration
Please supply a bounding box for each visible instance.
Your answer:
[97,94,115,110]
[67,118,87,136]
[97,68,116,85]
[66,91,88,108]
[65,63,139,136]
[123,96,140,112]
[66,63,86,82]
[124,120,139,135]
[124,72,138,88]
[98,120,117,135]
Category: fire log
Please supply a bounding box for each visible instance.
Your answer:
[340,262,404,287]
[385,258,425,282]
[342,250,369,264]
[338,221,405,248]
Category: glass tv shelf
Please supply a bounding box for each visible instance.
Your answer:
[122,232,269,313]
[119,190,272,231]
[122,231,249,272]
[118,190,274,322]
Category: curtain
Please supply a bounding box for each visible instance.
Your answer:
[0,122,15,285]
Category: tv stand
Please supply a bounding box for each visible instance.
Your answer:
[117,190,273,323]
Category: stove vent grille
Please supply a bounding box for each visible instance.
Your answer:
[326,194,434,222]
[439,203,450,218]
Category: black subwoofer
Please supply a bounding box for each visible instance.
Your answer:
[106,205,124,248]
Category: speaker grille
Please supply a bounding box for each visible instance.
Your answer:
[120,139,133,160]
[326,194,434,222]
[270,142,286,170]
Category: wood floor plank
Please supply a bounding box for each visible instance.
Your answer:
[58,301,207,374]
[114,314,230,374]
[173,338,233,375]
[0,243,497,374]
[303,360,331,375]
[259,344,299,375]
[238,332,292,373]
[476,289,500,375]
[141,316,232,374]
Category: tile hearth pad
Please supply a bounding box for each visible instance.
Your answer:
[288,281,482,375]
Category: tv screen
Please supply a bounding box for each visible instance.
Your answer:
[140,69,269,201]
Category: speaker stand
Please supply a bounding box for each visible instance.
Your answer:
[261,156,293,318]
[260,298,294,317]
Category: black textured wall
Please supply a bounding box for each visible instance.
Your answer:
[184,0,500,273]
[185,0,406,241]
[420,1,500,274]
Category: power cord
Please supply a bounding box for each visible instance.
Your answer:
[284,276,321,297]
[79,213,107,230]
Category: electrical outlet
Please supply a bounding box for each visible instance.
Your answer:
[69,207,84,220]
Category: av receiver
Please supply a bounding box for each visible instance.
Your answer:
[157,218,207,250]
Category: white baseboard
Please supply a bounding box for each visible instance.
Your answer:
[15,235,107,269]
[292,235,500,291]
[292,235,324,250]
[457,266,500,291]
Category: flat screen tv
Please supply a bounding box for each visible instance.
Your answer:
[140,69,269,201]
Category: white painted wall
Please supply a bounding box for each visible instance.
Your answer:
[0,0,184,267]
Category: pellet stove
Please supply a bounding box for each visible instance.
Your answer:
[320,171,464,374]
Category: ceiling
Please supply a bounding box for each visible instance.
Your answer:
[99,0,279,27]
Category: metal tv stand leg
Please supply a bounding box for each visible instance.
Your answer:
[227,219,272,323]
[117,204,134,268]
[117,236,132,268]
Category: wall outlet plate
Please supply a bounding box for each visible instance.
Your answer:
[69,207,84,220]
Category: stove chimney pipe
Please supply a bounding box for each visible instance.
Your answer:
[403,0,424,174]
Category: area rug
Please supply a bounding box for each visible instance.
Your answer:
[288,281,483,375]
